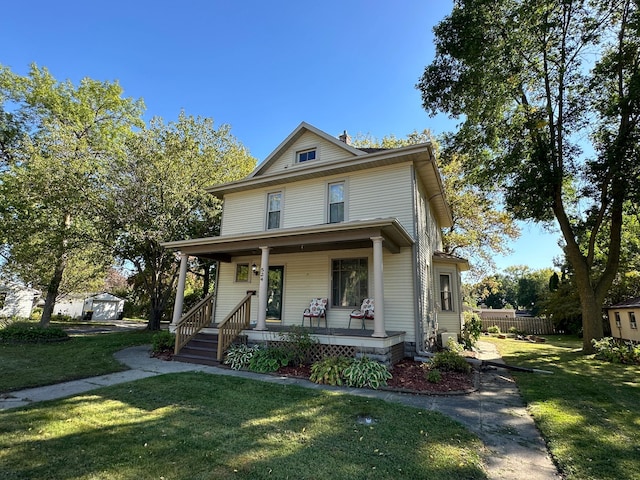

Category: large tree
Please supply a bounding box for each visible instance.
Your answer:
[0,64,144,326]
[105,113,255,330]
[352,131,519,277]
[418,0,640,352]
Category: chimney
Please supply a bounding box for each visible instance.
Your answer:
[338,130,351,145]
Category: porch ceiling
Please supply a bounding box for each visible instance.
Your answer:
[162,218,414,261]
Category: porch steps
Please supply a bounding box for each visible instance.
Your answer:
[173,333,247,366]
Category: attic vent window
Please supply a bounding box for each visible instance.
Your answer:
[297,148,316,163]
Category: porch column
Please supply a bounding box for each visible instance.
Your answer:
[171,253,189,325]
[256,246,270,331]
[371,236,387,338]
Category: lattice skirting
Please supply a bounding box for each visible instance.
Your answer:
[262,340,405,365]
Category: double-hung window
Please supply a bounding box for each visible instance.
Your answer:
[332,258,368,307]
[267,192,282,229]
[615,312,621,328]
[328,181,345,223]
[440,274,453,311]
[630,312,637,329]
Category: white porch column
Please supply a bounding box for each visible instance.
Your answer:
[255,246,271,331]
[371,236,387,338]
[171,253,189,325]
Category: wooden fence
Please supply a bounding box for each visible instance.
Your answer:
[480,316,556,335]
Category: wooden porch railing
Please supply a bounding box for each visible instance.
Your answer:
[174,292,216,355]
[216,291,254,361]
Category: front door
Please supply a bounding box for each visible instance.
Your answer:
[266,266,284,321]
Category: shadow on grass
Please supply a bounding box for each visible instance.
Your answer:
[0,372,487,480]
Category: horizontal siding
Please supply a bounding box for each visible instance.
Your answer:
[349,164,415,236]
[220,191,265,235]
[213,248,416,342]
[267,131,356,174]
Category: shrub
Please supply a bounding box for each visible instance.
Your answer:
[592,337,640,365]
[310,356,351,385]
[278,326,318,366]
[249,346,291,373]
[487,325,501,334]
[151,331,175,353]
[430,350,471,373]
[461,311,482,349]
[29,308,43,322]
[343,356,392,389]
[224,344,259,370]
[0,322,68,343]
[446,336,464,353]
[426,369,442,383]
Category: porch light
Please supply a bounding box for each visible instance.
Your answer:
[252,263,259,276]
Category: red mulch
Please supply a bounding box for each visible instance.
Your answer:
[277,358,475,394]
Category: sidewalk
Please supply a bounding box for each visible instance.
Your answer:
[0,341,559,480]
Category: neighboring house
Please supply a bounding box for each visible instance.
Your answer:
[607,297,640,342]
[0,283,40,318]
[54,292,125,320]
[163,122,468,362]
[477,308,517,319]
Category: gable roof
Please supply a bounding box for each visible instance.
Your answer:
[249,121,365,177]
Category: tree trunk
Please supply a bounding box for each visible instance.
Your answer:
[40,255,66,328]
[147,303,164,331]
[577,285,605,354]
[202,261,211,298]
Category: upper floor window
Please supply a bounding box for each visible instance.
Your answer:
[267,192,282,229]
[297,148,317,163]
[615,312,621,328]
[328,182,345,223]
[440,274,453,311]
[630,311,637,329]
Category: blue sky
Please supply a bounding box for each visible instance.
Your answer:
[0,0,563,272]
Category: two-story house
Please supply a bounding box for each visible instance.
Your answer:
[163,122,468,364]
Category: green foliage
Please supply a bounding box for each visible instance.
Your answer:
[426,368,442,384]
[342,356,392,389]
[309,356,351,385]
[592,337,640,365]
[151,331,175,353]
[224,343,259,370]
[278,326,318,367]
[0,322,68,343]
[248,346,290,373]
[461,310,482,349]
[487,325,501,334]
[446,336,464,353]
[430,351,471,374]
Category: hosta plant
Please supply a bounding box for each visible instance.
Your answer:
[310,356,351,385]
[343,356,392,389]
[248,346,291,373]
[224,344,259,370]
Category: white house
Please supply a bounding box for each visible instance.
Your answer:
[0,283,40,319]
[607,297,640,343]
[163,122,468,364]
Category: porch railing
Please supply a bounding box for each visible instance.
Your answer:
[216,291,254,361]
[174,292,216,355]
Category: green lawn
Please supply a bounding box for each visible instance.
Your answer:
[0,329,156,392]
[485,335,640,480]
[0,372,487,480]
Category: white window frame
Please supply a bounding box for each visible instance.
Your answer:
[266,191,283,230]
[235,263,250,283]
[615,312,621,328]
[630,311,637,330]
[296,147,317,164]
[327,180,346,224]
[439,273,453,312]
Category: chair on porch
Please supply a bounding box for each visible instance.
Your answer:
[302,298,328,328]
[348,298,374,329]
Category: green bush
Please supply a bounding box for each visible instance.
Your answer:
[461,311,482,349]
[592,337,640,365]
[151,331,175,353]
[248,346,291,373]
[446,336,464,353]
[343,356,392,389]
[310,356,351,385]
[0,322,68,343]
[487,325,501,334]
[224,344,259,370]
[426,368,442,383]
[29,308,43,322]
[430,350,471,373]
[278,326,318,366]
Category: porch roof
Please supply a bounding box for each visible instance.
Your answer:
[162,217,414,261]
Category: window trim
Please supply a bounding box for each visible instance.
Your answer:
[439,273,454,312]
[327,180,346,224]
[614,312,621,328]
[330,256,369,308]
[296,147,317,164]
[266,191,283,230]
[235,263,250,283]
[630,311,637,329]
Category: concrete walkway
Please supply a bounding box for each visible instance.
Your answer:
[0,341,559,480]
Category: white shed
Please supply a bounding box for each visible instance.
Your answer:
[0,284,40,318]
[83,293,125,321]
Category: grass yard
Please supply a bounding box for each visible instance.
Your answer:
[0,329,156,392]
[485,335,640,480]
[0,372,487,480]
